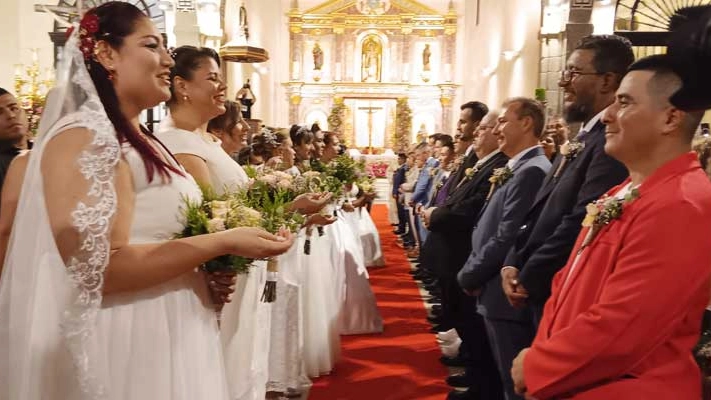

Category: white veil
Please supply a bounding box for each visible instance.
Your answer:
[0,18,119,400]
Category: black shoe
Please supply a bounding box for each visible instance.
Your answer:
[431,304,442,313]
[446,373,473,388]
[427,296,441,304]
[426,315,443,325]
[424,282,439,292]
[446,388,478,400]
[440,355,467,367]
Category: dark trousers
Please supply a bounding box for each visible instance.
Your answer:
[483,317,535,400]
[395,199,408,233]
[456,303,504,400]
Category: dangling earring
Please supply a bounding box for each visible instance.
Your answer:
[183,95,189,102]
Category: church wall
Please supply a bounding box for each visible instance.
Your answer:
[0,0,55,91]
[458,0,542,117]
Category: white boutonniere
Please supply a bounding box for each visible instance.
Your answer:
[578,186,640,253]
[554,139,586,178]
[486,166,513,200]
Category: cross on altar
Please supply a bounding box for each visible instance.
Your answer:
[34,0,85,27]
[357,104,384,154]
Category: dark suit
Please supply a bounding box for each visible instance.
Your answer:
[458,147,551,400]
[504,121,628,322]
[448,149,479,191]
[392,164,408,232]
[424,151,508,397]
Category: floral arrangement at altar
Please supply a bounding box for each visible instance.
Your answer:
[393,98,412,152]
[366,161,389,178]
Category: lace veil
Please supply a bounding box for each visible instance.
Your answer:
[0,20,119,400]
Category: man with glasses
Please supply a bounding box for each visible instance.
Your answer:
[500,35,632,334]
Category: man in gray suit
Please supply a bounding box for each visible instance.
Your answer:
[457,98,551,400]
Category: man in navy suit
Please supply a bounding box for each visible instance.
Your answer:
[391,152,408,235]
[501,35,633,326]
[458,98,551,400]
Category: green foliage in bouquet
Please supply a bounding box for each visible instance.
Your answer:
[177,186,260,274]
[234,170,306,234]
[326,154,360,185]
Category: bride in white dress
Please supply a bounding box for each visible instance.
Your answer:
[319,133,383,335]
[0,4,293,400]
[158,49,329,399]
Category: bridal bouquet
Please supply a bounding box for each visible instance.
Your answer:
[237,168,306,302]
[178,187,262,274]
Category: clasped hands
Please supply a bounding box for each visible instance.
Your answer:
[501,267,529,308]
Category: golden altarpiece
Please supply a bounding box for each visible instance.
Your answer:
[285,0,459,153]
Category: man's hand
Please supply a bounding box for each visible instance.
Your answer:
[501,267,528,308]
[422,207,436,228]
[463,287,481,296]
[511,348,530,396]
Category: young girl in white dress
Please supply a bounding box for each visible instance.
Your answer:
[0,4,293,400]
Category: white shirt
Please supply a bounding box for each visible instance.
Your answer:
[506,145,541,170]
[474,149,500,169]
[579,110,605,137]
[465,143,475,157]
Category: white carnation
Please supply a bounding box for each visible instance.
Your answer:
[207,217,227,233]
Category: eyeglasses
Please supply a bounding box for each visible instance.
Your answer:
[560,69,604,84]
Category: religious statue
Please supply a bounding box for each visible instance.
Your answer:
[239,2,250,41]
[416,123,428,143]
[361,37,382,82]
[422,44,431,72]
[313,43,324,71]
[235,80,256,119]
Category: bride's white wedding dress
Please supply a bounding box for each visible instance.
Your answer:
[0,111,230,399]
[158,121,274,400]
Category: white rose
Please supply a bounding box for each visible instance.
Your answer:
[210,200,229,219]
[207,217,227,233]
[277,179,293,190]
[259,174,278,185]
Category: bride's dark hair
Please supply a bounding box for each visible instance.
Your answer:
[85,2,182,182]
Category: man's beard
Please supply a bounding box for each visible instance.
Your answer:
[564,100,593,124]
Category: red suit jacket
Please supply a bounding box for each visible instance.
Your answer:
[524,153,711,399]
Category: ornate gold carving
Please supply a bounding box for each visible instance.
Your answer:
[290,94,302,105]
[220,45,269,63]
[361,35,383,83]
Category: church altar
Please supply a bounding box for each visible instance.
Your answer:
[284,0,460,152]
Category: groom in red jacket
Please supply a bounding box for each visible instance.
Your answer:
[510,33,711,400]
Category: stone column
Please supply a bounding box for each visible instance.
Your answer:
[285,83,303,124]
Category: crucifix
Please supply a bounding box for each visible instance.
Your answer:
[34,0,84,27]
[357,103,383,154]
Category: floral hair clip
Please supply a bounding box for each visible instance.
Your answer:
[167,47,177,59]
[66,12,101,62]
[260,126,279,146]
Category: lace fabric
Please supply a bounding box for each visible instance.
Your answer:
[0,23,118,399]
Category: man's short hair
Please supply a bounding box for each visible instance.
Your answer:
[436,134,453,147]
[575,35,635,82]
[428,133,442,142]
[502,97,546,138]
[397,152,407,159]
[415,142,429,151]
[460,101,489,122]
[441,140,455,154]
[629,56,704,139]
[0,88,9,97]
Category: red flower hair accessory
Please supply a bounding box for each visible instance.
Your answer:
[66,12,101,62]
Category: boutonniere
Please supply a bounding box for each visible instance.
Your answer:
[486,166,513,200]
[465,167,476,179]
[554,140,586,178]
[578,186,640,253]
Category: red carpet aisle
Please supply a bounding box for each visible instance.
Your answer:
[309,204,449,400]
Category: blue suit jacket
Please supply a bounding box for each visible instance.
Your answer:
[392,164,408,197]
[412,157,439,206]
[457,147,551,322]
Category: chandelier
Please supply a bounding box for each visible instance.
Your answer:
[14,49,54,136]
